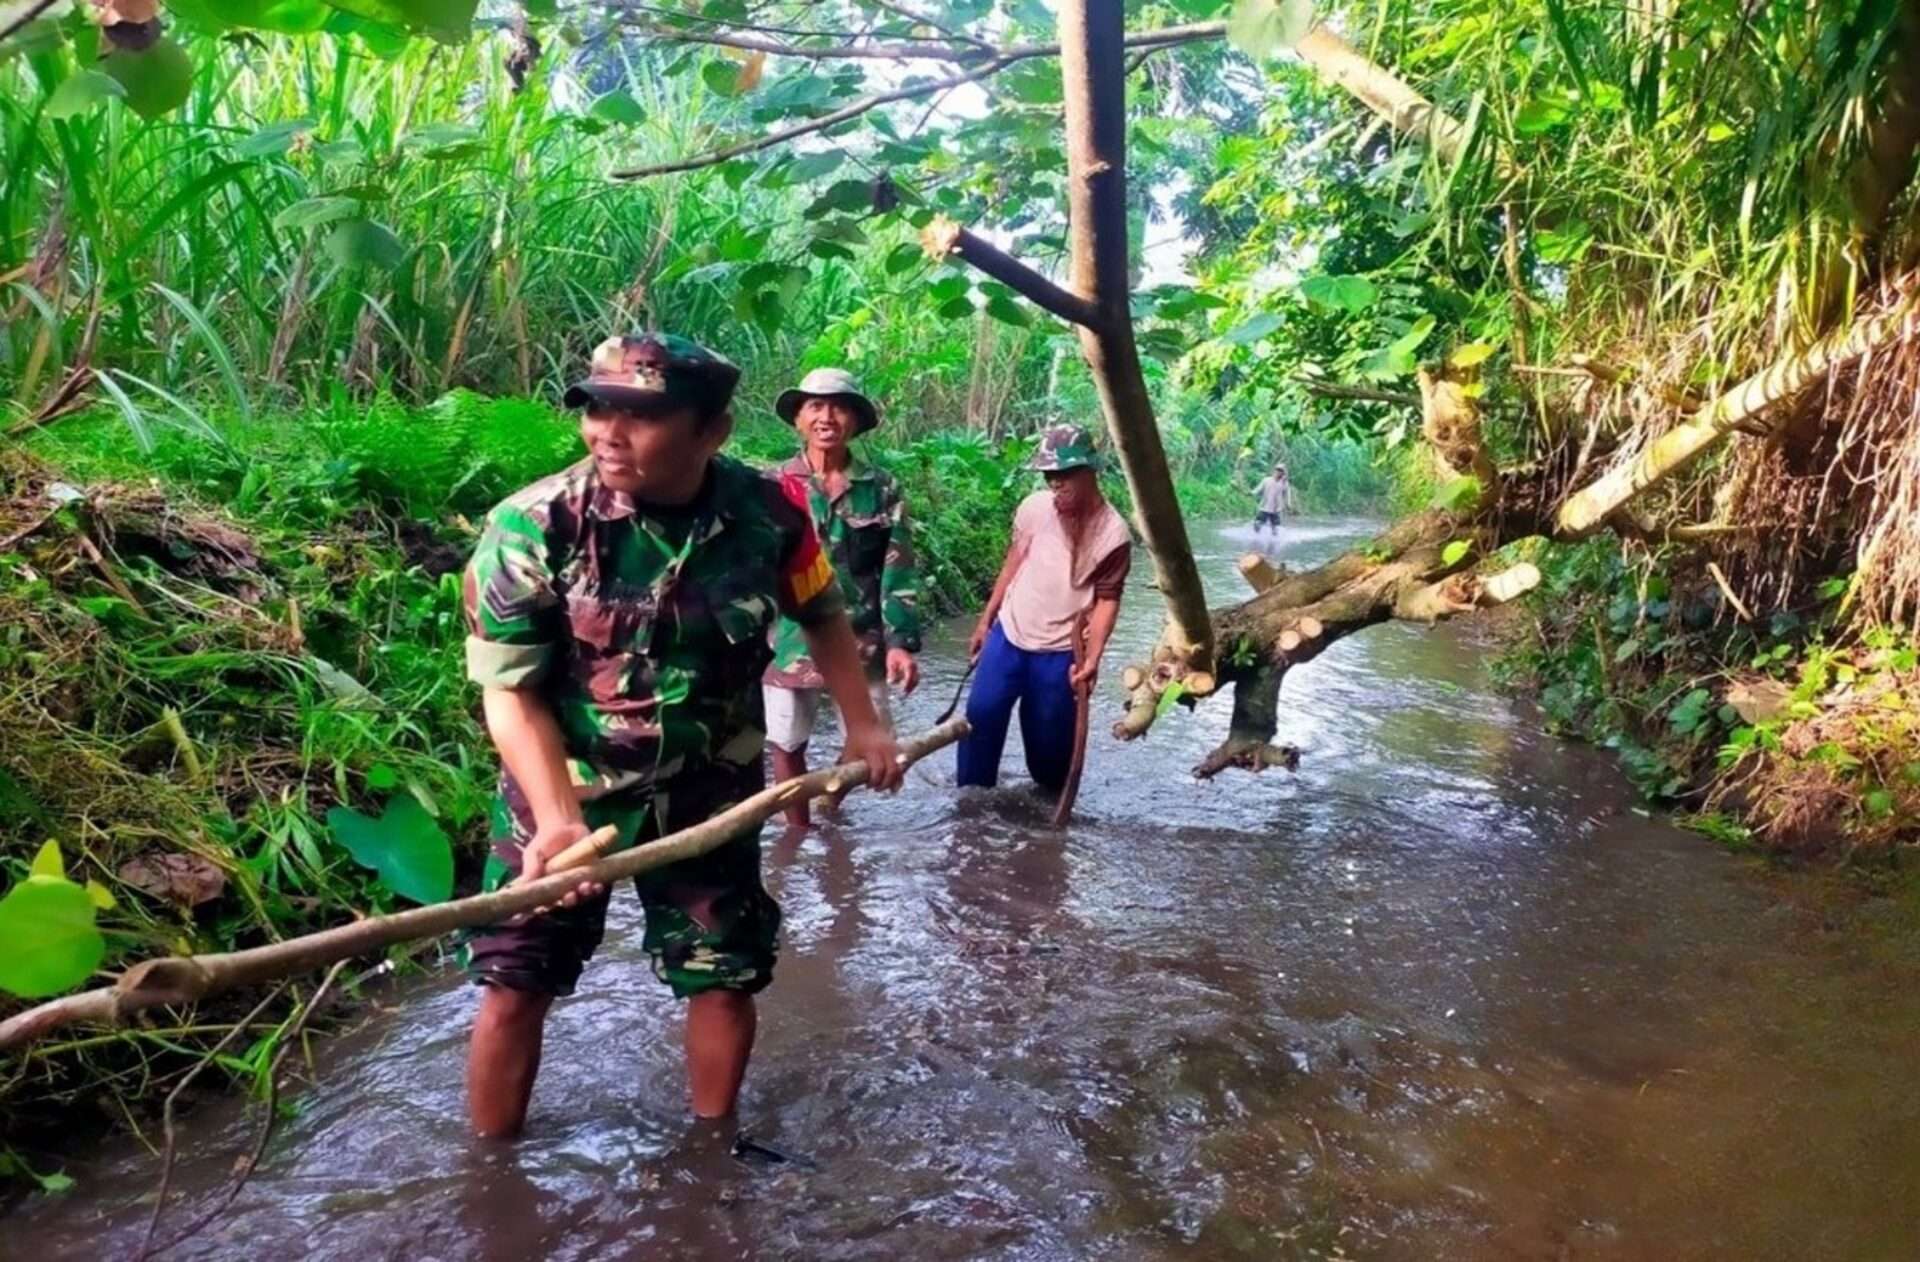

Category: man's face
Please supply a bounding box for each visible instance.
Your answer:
[580,403,730,496]
[1043,467,1098,517]
[797,396,856,456]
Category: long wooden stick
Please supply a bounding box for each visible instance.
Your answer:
[1052,609,1092,827]
[0,719,969,1053]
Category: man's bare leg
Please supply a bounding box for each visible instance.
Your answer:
[770,744,811,831]
[686,991,757,1118]
[468,984,554,1138]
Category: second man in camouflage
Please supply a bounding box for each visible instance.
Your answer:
[762,367,922,832]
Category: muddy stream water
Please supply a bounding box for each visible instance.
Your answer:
[11,519,1920,1259]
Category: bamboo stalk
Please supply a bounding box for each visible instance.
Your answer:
[0,720,969,1052]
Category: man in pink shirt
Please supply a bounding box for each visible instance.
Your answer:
[956,424,1132,791]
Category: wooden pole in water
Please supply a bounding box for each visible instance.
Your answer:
[0,719,970,1053]
[1053,609,1092,827]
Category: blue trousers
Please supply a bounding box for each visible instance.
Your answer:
[956,622,1077,791]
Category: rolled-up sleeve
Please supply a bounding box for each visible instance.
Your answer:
[463,503,561,689]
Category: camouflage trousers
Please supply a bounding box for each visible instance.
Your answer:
[464,759,781,999]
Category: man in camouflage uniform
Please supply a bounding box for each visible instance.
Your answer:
[461,333,902,1139]
[762,367,922,831]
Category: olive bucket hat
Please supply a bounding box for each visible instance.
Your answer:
[1026,423,1104,473]
[562,333,741,418]
[775,367,880,436]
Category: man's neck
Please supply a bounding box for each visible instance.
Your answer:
[806,446,851,477]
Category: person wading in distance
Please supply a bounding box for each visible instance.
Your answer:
[955,424,1132,792]
[1253,460,1294,535]
[761,368,922,833]
[459,334,902,1140]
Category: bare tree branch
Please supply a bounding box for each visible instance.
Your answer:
[619,17,1229,65]
[921,216,1100,327]
[609,57,1013,179]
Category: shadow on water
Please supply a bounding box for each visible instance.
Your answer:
[11,519,1920,1259]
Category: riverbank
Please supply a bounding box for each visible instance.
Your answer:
[1492,534,1920,864]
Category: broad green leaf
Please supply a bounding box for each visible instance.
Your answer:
[325,794,453,904]
[1222,311,1283,344]
[234,117,316,158]
[1155,680,1189,718]
[1431,475,1483,512]
[1441,539,1471,566]
[1514,97,1571,135]
[327,0,476,41]
[985,293,1032,327]
[0,877,106,999]
[786,151,845,182]
[45,71,126,120]
[1450,341,1496,368]
[926,275,969,303]
[1299,273,1377,314]
[336,14,412,57]
[1227,0,1314,58]
[366,762,400,791]
[103,39,194,121]
[936,295,974,320]
[884,242,921,275]
[313,139,366,164]
[29,840,65,880]
[702,59,744,96]
[274,195,359,233]
[804,178,873,219]
[588,92,646,126]
[324,218,406,270]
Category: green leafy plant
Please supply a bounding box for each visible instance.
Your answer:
[0,842,113,999]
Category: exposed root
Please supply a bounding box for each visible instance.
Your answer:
[1193,740,1300,780]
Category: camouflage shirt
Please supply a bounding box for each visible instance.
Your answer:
[464,455,845,798]
[764,453,921,689]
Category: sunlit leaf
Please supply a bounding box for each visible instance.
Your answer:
[1299,273,1377,314]
[326,794,453,904]
[1514,97,1572,135]
[29,840,65,880]
[1450,341,1496,368]
[0,877,106,999]
[1441,539,1471,566]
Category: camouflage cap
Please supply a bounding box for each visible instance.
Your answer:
[562,333,741,418]
[1025,423,1103,472]
[775,367,880,436]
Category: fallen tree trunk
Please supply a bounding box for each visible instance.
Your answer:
[1554,282,1920,537]
[0,720,968,1053]
[1115,512,1540,776]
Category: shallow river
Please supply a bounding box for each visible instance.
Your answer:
[12,520,1920,1259]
